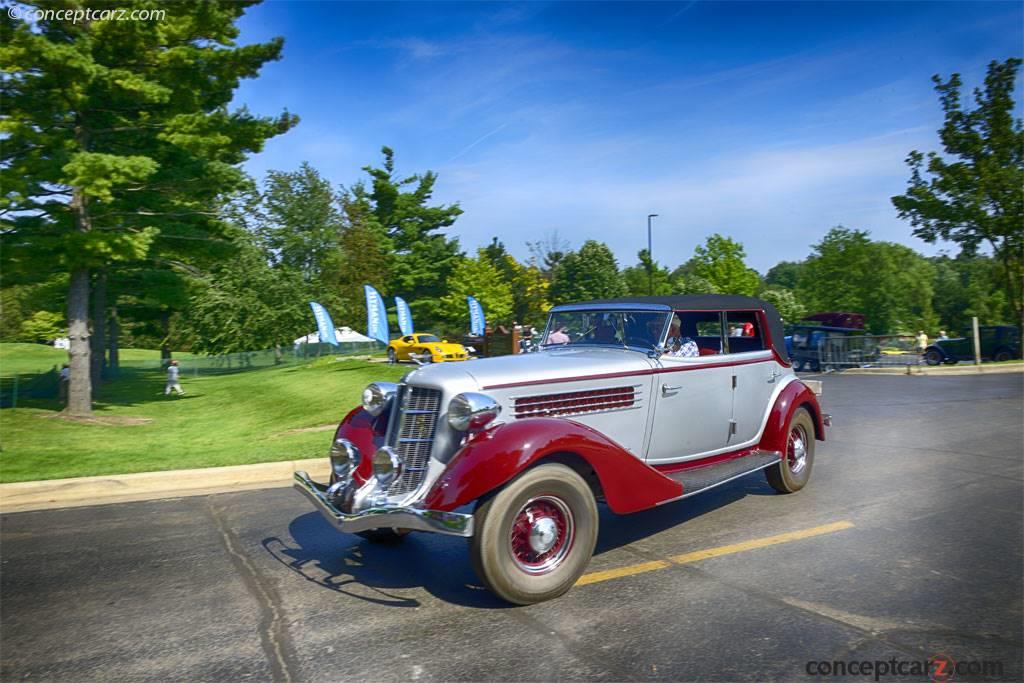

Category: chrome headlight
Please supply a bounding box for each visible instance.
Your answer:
[448,392,501,431]
[372,447,402,487]
[329,438,361,479]
[361,382,398,417]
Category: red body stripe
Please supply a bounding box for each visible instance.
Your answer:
[483,356,773,390]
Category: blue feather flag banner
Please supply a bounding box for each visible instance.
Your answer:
[467,296,486,336]
[395,297,414,336]
[364,285,390,344]
[309,301,339,347]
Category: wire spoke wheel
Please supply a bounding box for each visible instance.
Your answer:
[509,496,575,575]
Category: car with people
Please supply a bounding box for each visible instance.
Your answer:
[387,333,470,364]
[294,295,829,604]
[923,325,1020,365]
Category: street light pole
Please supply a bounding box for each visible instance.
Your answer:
[647,214,659,295]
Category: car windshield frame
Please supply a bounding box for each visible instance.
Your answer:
[417,334,441,343]
[540,307,672,353]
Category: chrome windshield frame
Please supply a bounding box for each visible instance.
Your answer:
[539,306,673,354]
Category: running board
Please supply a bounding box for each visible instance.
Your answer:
[658,450,782,504]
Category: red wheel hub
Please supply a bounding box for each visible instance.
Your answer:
[509,496,574,574]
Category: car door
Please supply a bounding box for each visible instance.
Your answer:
[724,311,779,446]
[645,312,734,464]
[399,335,416,360]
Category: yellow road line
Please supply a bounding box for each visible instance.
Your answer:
[576,520,855,587]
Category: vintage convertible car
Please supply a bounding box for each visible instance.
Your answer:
[387,333,470,364]
[295,295,830,604]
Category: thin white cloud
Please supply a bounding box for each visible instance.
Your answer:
[446,123,510,163]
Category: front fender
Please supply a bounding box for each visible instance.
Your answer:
[334,406,388,484]
[421,418,683,515]
[758,380,826,454]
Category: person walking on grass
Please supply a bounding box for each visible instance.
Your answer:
[165,360,185,397]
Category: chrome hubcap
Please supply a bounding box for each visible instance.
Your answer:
[529,517,559,554]
[509,496,574,575]
[788,426,808,474]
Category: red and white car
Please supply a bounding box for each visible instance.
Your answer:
[294,295,829,604]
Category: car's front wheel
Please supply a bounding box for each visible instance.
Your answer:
[470,463,598,605]
[994,349,1013,362]
[766,407,815,493]
[923,349,943,366]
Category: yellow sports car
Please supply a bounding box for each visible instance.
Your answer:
[387,333,470,363]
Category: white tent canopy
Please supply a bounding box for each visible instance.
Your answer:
[293,327,377,345]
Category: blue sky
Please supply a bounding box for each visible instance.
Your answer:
[234,1,1023,273]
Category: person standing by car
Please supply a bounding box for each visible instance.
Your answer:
[165,360,185,397]
[58,363,70,405]
[916,330,929,354]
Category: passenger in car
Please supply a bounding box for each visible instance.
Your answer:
[664,316,699,357]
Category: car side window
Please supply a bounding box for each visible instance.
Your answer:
[670,311,724,357]
[403,336,414,343]
[724,311,767,353]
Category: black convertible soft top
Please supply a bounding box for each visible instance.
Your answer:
[553,295,789,361]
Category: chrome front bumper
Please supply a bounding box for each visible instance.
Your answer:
[292,471,474,538]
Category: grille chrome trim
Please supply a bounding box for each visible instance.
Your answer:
[513,385,643,419]
[387,385,442,496]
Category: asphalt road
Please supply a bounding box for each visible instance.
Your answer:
[2,373,1022,682]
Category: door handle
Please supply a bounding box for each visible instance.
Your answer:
[661,383,681,395]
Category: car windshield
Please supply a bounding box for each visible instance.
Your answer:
[417,334,441,343]
[542,310,670,350]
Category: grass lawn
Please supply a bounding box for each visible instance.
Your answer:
[0,349,404,482]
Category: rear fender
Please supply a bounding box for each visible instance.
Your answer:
[759,380,826,453]
[421,418,682,514]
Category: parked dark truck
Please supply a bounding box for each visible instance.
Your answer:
[923,326,1021,365]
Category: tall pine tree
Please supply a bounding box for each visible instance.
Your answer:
[1,1,297,414]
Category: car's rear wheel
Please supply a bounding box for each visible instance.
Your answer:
[923,349,943,366]
[994,349,1013,362]
[387,348,396,363]
[766,408,815,494]
[470,463,598,605]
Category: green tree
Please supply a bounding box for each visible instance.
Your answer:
[346,147,463,327]
[19,310,65,343]
[930,253,1011,333]
[187,237,310,355]
[622,249,673,296]
[526,231,570,281]
[691,234,760,295]
[260,163,343,281]
[798,227,937,333]
[548,240,625,304]
[761,287,807,324]
[0,1,296,414]
[764,261,805,290]
[891,58,1024,333]
[440,250,514,331]
[482,238,549,326]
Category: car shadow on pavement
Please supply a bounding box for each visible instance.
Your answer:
[594,475,779,554]
[265,474,780,608]
[262,512,508,609]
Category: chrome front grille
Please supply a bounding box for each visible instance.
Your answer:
[387,385,442,496]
